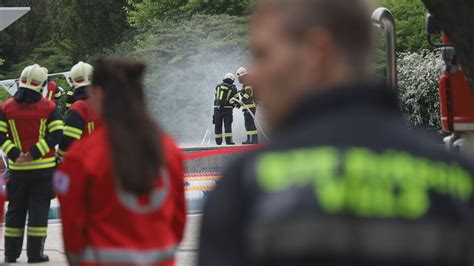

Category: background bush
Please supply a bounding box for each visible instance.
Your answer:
[397,51,443,132]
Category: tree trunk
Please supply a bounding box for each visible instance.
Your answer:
[422,0,474,89]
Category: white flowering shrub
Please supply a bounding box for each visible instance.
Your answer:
[397,50,443,132]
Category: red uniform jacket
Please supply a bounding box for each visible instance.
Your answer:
[55,127,186,266]
[70,100,97,137]
[1,97,62,170]
[58,100,98,156]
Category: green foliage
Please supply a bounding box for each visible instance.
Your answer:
[378,0,430,53]
[127,0,253,29]
[127,0,188,28]
[184,0,254,16]
[62,0,130,61]
[0,88,11,103]
[10,41,73,75]
[0,0,130,79]
[397,51,443,132]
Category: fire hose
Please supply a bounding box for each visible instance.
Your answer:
[230,98,271,142]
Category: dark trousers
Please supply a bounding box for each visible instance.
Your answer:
[214,109,233,145]
[5,169,53,260]
[244,108,258,144]
[244,108,257,135]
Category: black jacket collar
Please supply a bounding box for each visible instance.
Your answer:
[14,88,42,103]
[74,86,89,100]
[282,83,400,129]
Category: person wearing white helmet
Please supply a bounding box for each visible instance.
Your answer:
[236,67,259,144]
[0,64,64,263]
[213,73,238,145]
[58,61,97,157]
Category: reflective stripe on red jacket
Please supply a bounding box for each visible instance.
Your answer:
[56,127,186,266]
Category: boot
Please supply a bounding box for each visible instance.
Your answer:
[242,135,252,145]
[27,236,49,263]
[251,135,259,144]
[5,257,17,263]
[28,255,49,264]
[225,137,235,145]
[215,138,223,146]
[5,236,24,262]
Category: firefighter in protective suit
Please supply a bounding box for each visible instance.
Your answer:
[46,79,63,103]
[58,62,97,157]
[213,73,238,145]
[0,64,63,263]
[236,67,258,144]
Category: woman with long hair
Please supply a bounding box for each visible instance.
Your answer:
[55,57,186,266]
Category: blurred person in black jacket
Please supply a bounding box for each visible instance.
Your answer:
[199,0,474,265]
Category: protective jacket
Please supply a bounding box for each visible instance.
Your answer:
[58,89,97,156]
[56,126,186,266]
[214,82,238,110]
[199,84,474,266]
[239,84,257,109]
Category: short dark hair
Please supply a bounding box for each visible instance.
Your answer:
[255,0,373,73]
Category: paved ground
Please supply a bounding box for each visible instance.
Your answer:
[0,215,202,265]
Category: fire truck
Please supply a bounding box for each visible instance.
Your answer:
[426,14,474,155]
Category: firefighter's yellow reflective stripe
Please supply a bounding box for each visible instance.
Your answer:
[54,91,62,98]
[247,130,258,136]
[226,90,232,101]
[5,227,24,237]
[215,134,223,138]
[8,120,22,151]
[47,91,54,101]
[1,139,15,154]
[8,157,56,171]
[245,104,257,108]
[224,133,233,137]
[80,245,177,264]
[0,120,8,133]
[36,139,50,156]
[224,106,234,109]
[67,90,74,96]
[87,122,95,134]
[244,94,250,99]
[63,126,82,140]
[57,149,66,157]
[28,232,47,237]
[27,227,48,237]
[65,103,72,108]
[48,120,64,133]
[39,119,47,139]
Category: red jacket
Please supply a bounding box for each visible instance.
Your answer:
[58,100,98,156]
[70,100,98,137]
[1,97,62,170]
[55,127,186,266]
